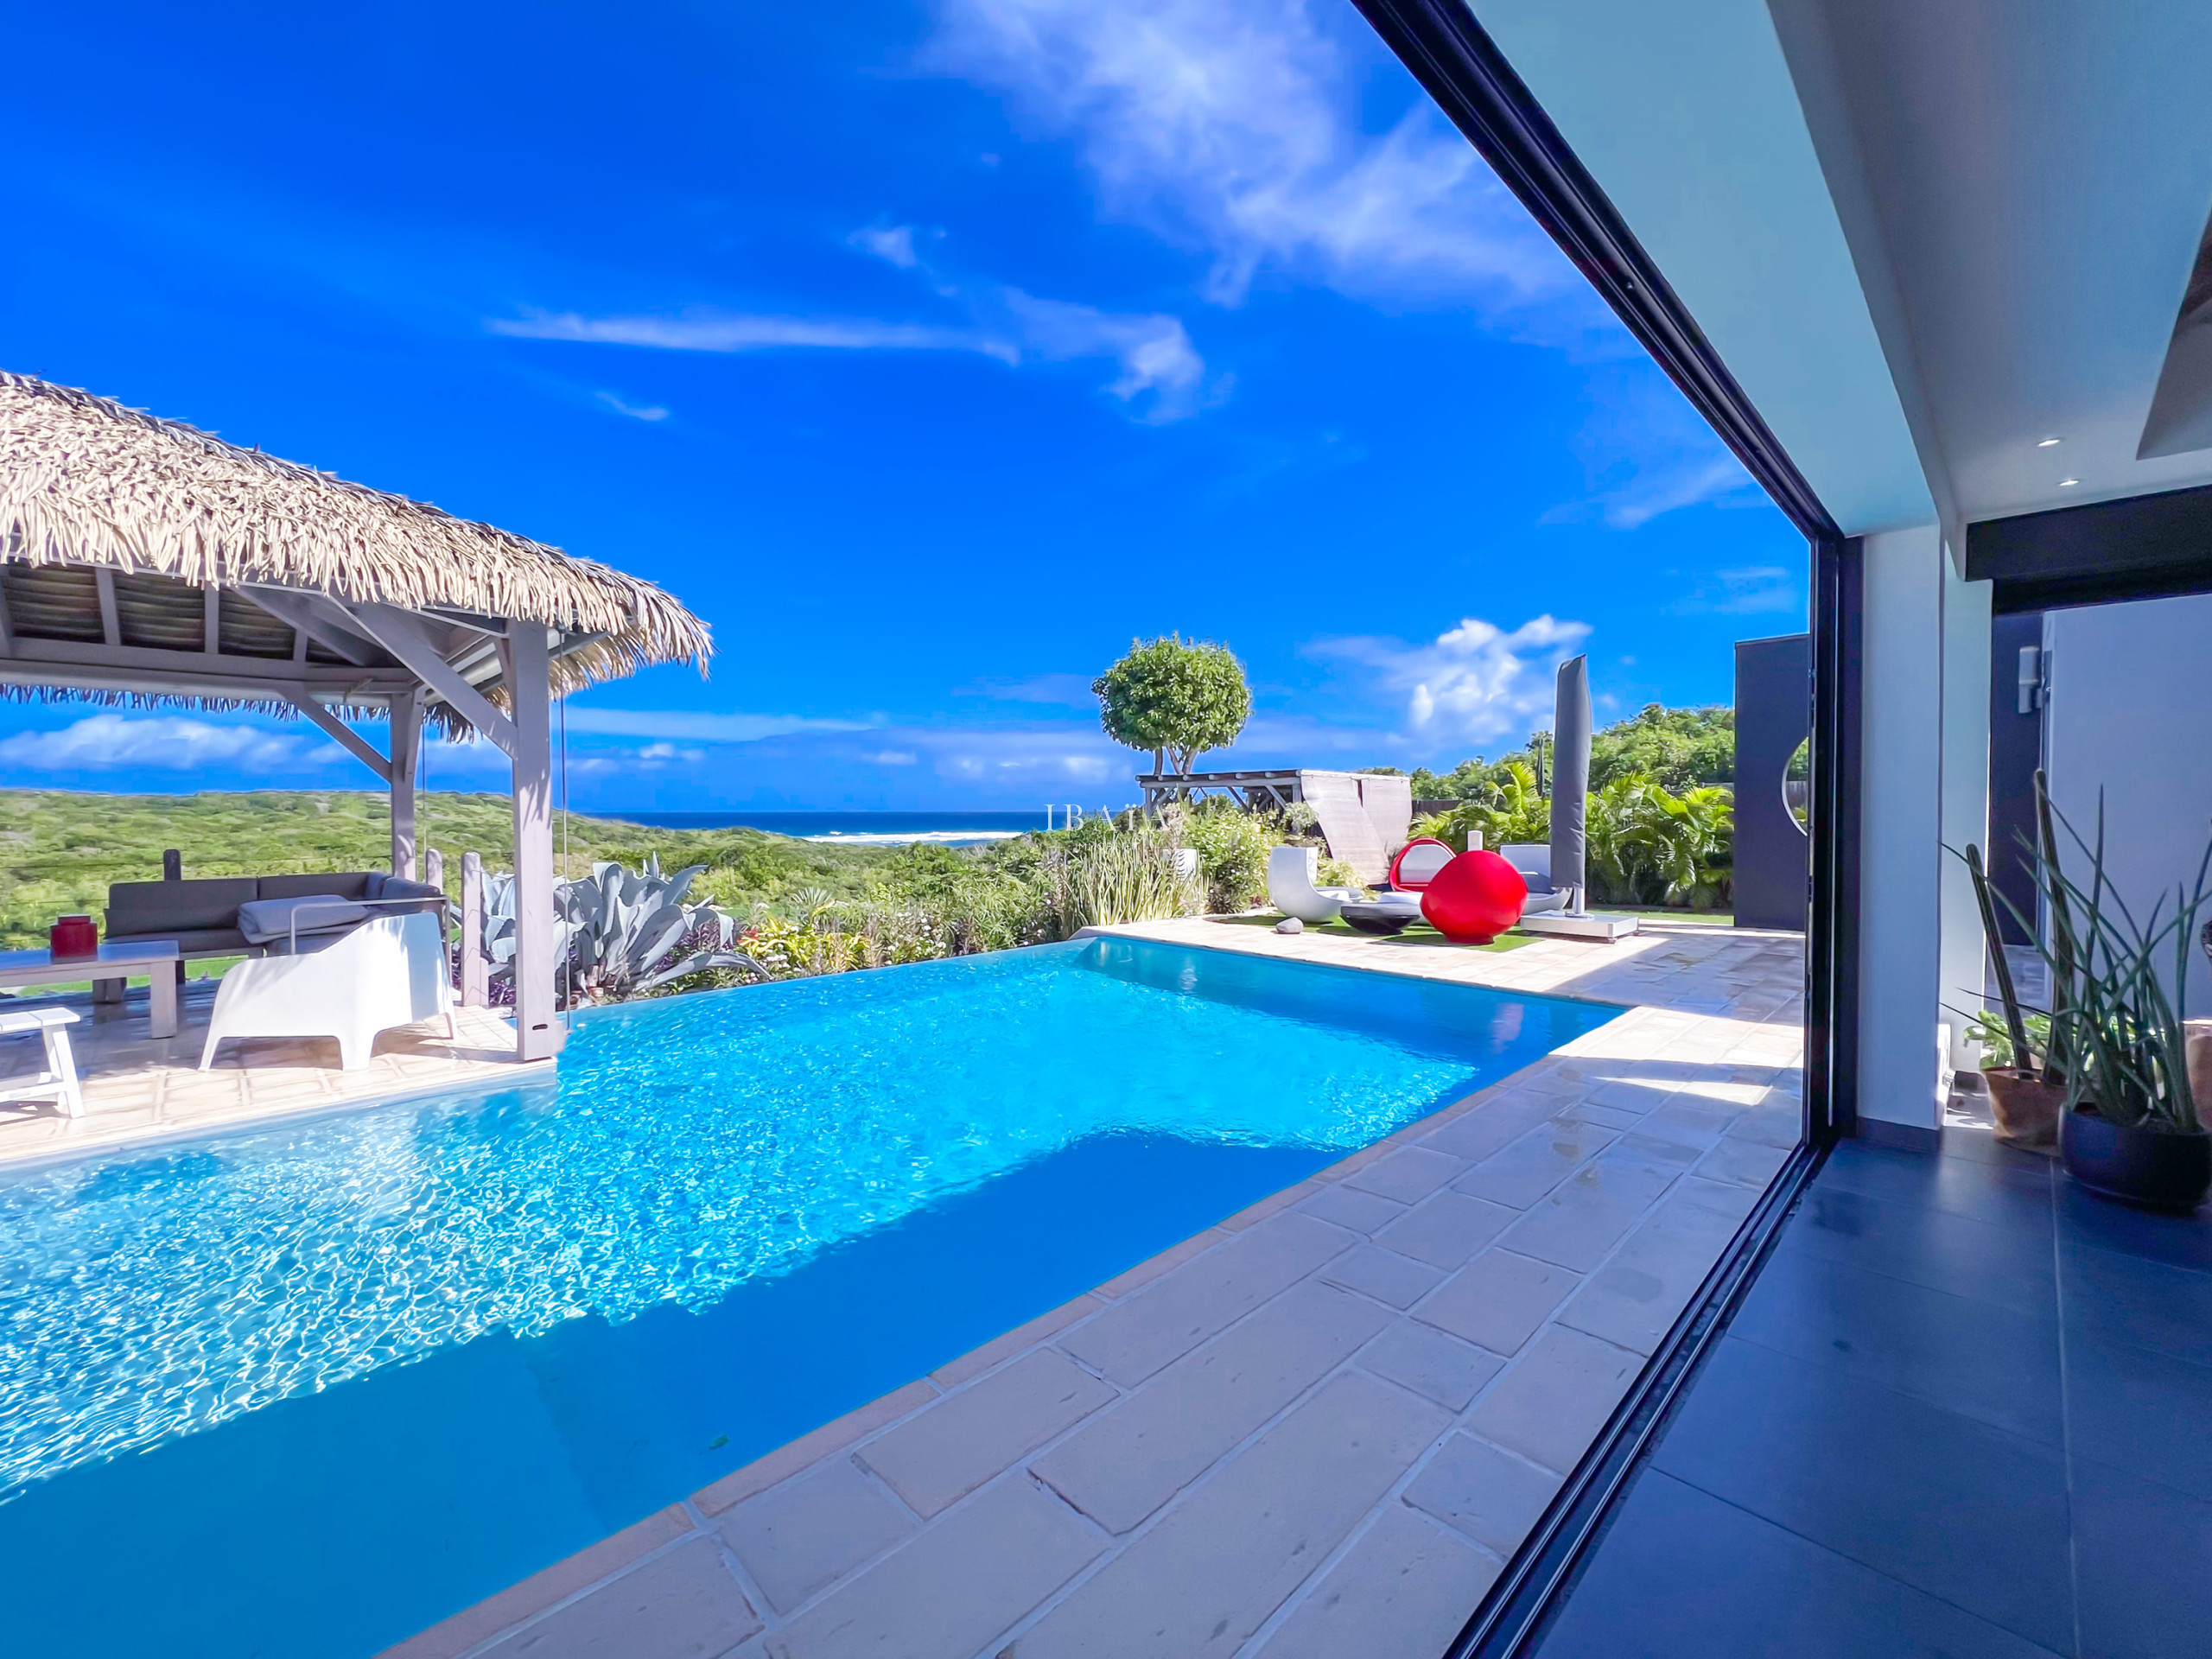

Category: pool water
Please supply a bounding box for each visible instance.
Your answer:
[0,937,1615,1657]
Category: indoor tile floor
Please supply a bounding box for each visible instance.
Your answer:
[1537,1125,2212,1659]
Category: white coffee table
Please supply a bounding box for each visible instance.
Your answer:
[0,941,181,1038]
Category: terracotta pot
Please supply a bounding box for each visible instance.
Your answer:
[2061,1106,2212,1213]
[1982,1068,2063,1148]
[2186,1020,2212,1119]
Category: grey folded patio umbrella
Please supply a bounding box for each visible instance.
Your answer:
[1550,654,1592,912]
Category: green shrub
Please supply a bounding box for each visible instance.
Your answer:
[1175,804,1276,912]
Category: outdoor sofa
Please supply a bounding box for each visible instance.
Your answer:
[105,871,446,965]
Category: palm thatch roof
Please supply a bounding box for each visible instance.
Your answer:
[0,372,712,708]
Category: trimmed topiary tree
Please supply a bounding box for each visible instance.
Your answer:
[1093,634,1252,777]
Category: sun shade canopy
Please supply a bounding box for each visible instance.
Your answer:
[0,371,711,737]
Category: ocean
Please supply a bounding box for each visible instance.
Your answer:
[613,810,1068,847]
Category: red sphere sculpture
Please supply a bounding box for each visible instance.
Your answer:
[1421,849,1528,944]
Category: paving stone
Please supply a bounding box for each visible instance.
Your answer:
[1466,1327,1645,1474]
[1553,1100,1643,1133]
[1343,1145,1468,1203]
[1005,1373,1452,1658]
[1558,1179,1760,1356]
[1319,1243,1446,1308]
[1418,1090,1562,1161]
[857,1349,1116,1519]
[1371,1191,1517,1270]
[1254,1503,1502,1659]
[1453,1118,1618,1210]
[483,1535,760,1659]
[762,1478,1103,1659]
[1404,1433,1566,1556]
[1725,1103,1803,1148]
[1497,1146,1683,1272]
[1034,1281,1390,1533]
[718,1458,916,1615]
[1297,1183,1408,1235]
[1414,1249,1581,1356]
[1058,1211,1357,1386]
[1356,1320,1505,1409]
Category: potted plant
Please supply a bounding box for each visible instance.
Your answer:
[2018,776,2210,1211]
[1954,842,2064,1148]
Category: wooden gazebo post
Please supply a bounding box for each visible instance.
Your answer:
[387,686,422,880]
[505,624,563,1062]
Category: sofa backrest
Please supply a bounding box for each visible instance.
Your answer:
[107,877,261,937]
[257,872,373,902]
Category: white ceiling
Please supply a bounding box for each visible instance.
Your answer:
[1471,0,2212,538]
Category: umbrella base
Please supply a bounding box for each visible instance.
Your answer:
[1518,910,1641,942]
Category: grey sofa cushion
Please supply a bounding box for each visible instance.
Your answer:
[365,874,444,904]
[256,872,372,903]
[106,877,261,938]
[237,897,372,946]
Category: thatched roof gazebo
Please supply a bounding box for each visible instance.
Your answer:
[0,371,714,1061]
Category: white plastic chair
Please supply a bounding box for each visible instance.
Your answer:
[1268,845,1367,924]
[200,913,454,1072]
[0,1007,85,1117]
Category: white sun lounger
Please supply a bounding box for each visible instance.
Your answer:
[1268,845,1367,924]
[200,912,454,1072]
[0,1006,85,1118]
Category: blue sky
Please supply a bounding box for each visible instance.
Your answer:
[0,0,1804,811]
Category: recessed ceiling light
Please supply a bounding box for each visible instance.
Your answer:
[2037,437,2062,448]
[2058,478,2081,487]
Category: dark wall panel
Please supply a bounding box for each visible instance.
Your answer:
[1986,612,2044,943]
[1733,633,1811,931]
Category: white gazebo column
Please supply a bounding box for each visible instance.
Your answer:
[388,687,423,880]
[506,624,565,1062]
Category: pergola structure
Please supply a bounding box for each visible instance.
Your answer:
[0,372,712,1061]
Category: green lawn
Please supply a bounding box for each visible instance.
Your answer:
[0,789,898,951]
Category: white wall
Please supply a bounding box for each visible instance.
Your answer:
[1937,565,1993,1065]
[1858,524,1946,1132]
[2044,593,2212,1018]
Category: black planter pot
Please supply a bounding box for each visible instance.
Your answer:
[2060,1107,2212,1212]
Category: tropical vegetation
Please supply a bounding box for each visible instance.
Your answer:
[1411,703,1735,799]
[1412,763,1734,910]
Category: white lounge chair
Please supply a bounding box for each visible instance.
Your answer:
[1499,844,1570,915]
[0,1006,85,1117]
[200,912,454,1072]
[1268,845,1367,924]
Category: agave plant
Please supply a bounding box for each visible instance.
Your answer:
[1999,787,2209,1132]
[486,855,766,1006]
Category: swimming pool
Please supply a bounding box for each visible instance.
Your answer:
[0,935,1616,1656]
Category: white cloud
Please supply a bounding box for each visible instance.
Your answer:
[498,310,998,358]
[851,224,920,268]
[1311,615,1591,746]
[861,749,919,766]
[1668,565,1803,617]
[0,715,334,772]
[594,390,671,422]
[927,0,1574,313]
[888,724,1126,784]
[636,741,707,762]
[953,671,1098,705]
[492,230,1216,423]
[559,709,879,742]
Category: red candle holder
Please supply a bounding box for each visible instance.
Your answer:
[49,914,99,960]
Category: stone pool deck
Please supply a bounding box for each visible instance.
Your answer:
[390,916,1806,1659]
[0,976,538,1167]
